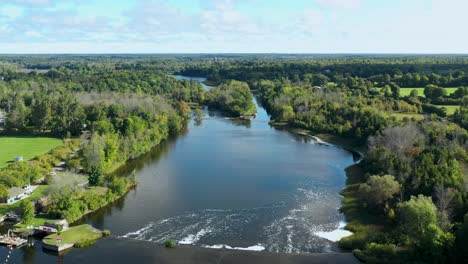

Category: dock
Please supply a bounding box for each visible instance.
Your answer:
[0,230,28,247]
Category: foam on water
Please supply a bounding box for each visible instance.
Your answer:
[314,221,353,242]
[203,244,266,251]
[120,187,350,253]
[179,228,211,245]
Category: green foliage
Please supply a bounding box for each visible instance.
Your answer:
[20,200,35,225]
[255,80,388,139]
[88,165,103,186]
[206,80,256,116]
[165,240,176,248]
[74,238,98,248]
[107,177,129,196]
[359,175,400,209]
[453,106,468,129]
[353,243,398,264]
[397,195,454,263]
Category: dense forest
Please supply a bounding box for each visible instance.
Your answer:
[0,65,205,222]
[0,55,467,262]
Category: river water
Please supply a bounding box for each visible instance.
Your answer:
[1,76,356,263]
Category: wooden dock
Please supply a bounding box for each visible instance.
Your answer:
[0,230,28,247]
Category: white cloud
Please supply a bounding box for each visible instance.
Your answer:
[25,30,43,37]
[315,0,362,9]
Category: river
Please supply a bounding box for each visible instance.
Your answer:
[1,76,356,263]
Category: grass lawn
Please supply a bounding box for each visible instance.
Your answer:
[436,105,460,115]
[43,224,102,246]
[376,87,458,97]
[0,136,63,168]
[14,214,60,232]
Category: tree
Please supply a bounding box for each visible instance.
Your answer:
[389,83,400,99]
[434,186,454,231]
[108,177,127,196]
[20,200,35,226]
[206,80,256,116]
[31,94,52,131]
[359,175,400,208]
[424,85,446,100]
[409,89,419,97]
[51,93,86,136]
[194,108,203,126]
[0,184,8,200]
[398,195,437,237]
[398,195,454,262]
[6,97,29,130]
[88,165,103,186]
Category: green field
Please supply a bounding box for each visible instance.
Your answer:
[0,137,63,168]
[436,105,460,115]
[377,87,458,97]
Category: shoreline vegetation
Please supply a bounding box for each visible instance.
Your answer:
[187,56,467,263]
[1,55,468,263]
[0,70,207,250]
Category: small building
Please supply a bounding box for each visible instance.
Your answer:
[3,187,28,204]
[0,109,4,127]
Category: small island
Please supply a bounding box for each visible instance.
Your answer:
[43,224,107,252]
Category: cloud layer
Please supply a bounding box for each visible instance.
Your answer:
[0,0,467,53]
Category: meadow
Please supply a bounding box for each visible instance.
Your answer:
[437,105,460,115]
[0,137,63,168]
[377,87,458,97]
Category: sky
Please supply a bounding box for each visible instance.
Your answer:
[0,0,467,54]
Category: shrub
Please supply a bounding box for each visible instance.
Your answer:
[74,238,98,248]
[165,240,176,248]
[102,230,111,236]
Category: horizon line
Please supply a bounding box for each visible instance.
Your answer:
[1,52,468,56]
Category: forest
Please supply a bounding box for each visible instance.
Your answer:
[0,55,467,262]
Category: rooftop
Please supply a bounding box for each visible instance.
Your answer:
[8,187,26,198]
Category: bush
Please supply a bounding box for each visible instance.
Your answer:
[74,238,98,248]
[354,243,401,264]
[102,230,111,236]
[165,240,176,248]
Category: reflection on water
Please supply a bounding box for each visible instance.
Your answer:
[1,77,356,263]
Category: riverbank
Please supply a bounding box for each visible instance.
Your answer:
[269,122,366,156]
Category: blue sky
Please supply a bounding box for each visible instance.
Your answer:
[0,0,466,53]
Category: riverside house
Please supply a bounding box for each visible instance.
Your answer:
[2,186,33,204]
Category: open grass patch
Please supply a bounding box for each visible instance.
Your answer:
[14,214,59,232]
[43,224,102,247]
[376,87,458,97]
[0,137,63,168]
[435,105,460,115]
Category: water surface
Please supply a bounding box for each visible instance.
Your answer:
[1,76,355,263]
